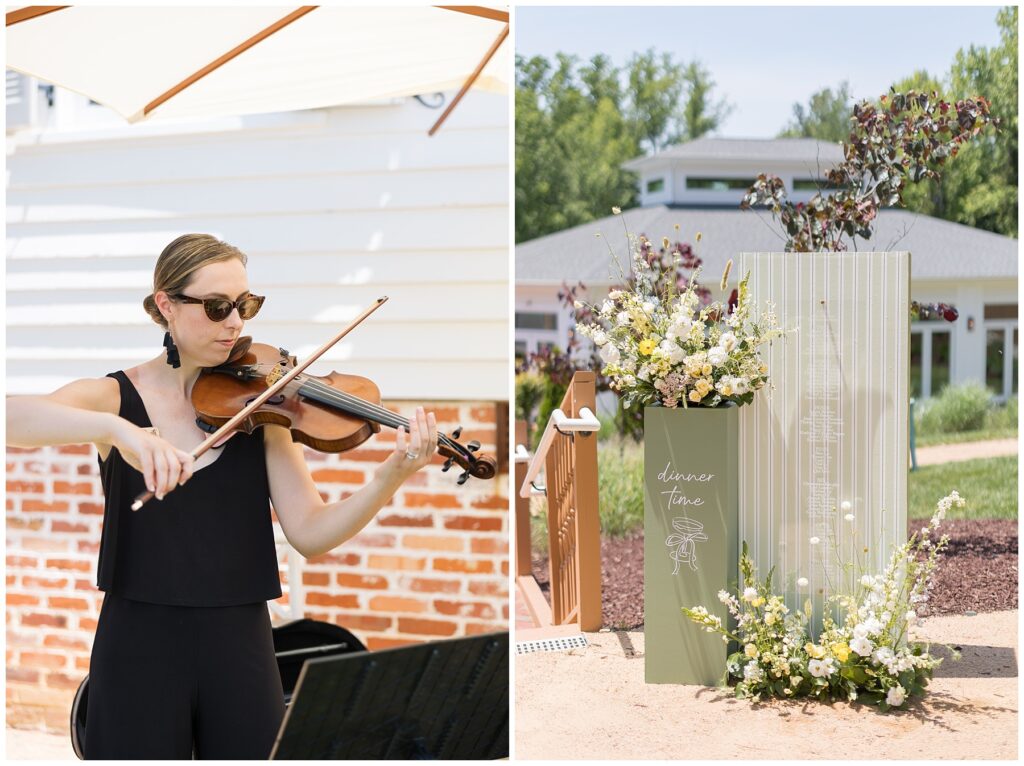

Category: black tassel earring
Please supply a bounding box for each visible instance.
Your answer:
[163,331,181,369]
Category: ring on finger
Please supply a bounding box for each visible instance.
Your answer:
[404,449,419,461]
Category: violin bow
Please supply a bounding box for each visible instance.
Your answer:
[131,296,390,510]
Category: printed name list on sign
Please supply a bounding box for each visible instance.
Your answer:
[644,406,738,685]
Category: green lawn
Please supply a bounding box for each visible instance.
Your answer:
[528,450,1017,558]
[909,455,1018,520]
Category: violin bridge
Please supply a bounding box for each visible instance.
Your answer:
[266,364,285,387]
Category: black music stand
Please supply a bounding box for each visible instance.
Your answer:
[269,631,508,760]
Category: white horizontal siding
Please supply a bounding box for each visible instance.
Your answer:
[6,90,509,400]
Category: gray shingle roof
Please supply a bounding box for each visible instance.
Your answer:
[623,137,845,170]
[516,205,1018,285]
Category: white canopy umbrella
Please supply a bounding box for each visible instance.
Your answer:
[6,5,508,132]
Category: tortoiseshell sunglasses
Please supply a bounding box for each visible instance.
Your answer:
[171,292,265,322]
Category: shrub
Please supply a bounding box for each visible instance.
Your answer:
[917,382,992,434]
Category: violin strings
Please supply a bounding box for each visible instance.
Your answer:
[296,378,463,455]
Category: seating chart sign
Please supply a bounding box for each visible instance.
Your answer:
[736,252,909,626]
[644,405,738,685]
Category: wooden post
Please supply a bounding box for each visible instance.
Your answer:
[514,420,532,579]
[570,372,602,632]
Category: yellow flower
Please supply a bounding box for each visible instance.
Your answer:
[638,339,656,355]
[764,613,776,626]
[804,643,826,659]
[744,643,759,659]
[750,596,765,608]
[696,378,712,395]
[701,363,713,377]
[688,390,703,402]
[832,643,850,663]
[759,363,768,374]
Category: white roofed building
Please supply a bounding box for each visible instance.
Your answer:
[516,137,1018,402]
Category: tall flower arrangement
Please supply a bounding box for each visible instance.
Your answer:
[683,491,965,710]
[575,215,785,410]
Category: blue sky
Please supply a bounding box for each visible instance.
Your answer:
[515,5,1006,137]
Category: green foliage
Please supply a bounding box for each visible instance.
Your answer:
[515,51,730,243]
[743,88,998,252]
[778,81,854,142]
[597,437,644,537]
[896,8,1018,237]
[916,381,993,433]
[909,456,1017,520]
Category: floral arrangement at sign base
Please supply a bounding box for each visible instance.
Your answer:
[683,491,965,711]
[575,212,787,412]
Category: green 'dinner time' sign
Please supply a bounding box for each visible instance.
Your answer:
[643,405,738,685]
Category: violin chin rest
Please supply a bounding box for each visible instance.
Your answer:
[226,336,253,364]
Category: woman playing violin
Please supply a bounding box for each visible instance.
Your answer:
[5,233,439,759]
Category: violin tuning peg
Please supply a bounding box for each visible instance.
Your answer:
[457,471,470,486]
[466,440,480,453]
[442,457,454,472]
[451,426,462,439]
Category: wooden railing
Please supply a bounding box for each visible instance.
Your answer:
[515,371,602,635]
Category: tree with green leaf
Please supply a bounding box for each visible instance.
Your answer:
[778,81,854,142]
[515,51,731,242]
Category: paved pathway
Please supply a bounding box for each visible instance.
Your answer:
[915,437,1017,466]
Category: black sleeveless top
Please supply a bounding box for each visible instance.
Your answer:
[96,371,282,606]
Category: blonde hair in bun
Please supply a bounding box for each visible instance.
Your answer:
[144,234,247,329]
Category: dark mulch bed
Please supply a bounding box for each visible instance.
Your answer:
[531,518,1018,630]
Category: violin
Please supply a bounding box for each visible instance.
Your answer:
[130,297,495,511]
[191,337,497,485]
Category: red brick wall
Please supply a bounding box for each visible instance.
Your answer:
[5,400,508,732]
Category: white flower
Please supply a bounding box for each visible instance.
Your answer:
[641,300,656,315]
[872,646,895,667]
[905,610,917,625]
[886,685,906,707]
[840,500,852,511]
[844,513,856,522]
[616,311,630,326]
[809,536,820,545]
[707,346,728,366]
[742,587,758,602]
[863,616,883,636]
[850,636,874,657]
[743,662,764,683]
[860,575,874,587]
[808,658,834,678]
[573,300,583,310]
[592,330,607,347]
[599,343,620,365]
[719,332,737,352]
[733,376,750,395]
[797,577,809,587]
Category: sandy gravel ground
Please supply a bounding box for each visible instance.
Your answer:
[515,610,1017,760]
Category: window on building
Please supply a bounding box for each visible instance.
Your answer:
[931,331,950,395]
[1014,329,1019,395]
[983,303,1018,320]
[792,178,840,191]
[646,177,665,193]
[515,312,558,330]
[910,333,923,399]
[911,327,952,399]
[685,177,755,191]
[986,328,1005,395]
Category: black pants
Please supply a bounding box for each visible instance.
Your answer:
[84,592,285,760]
